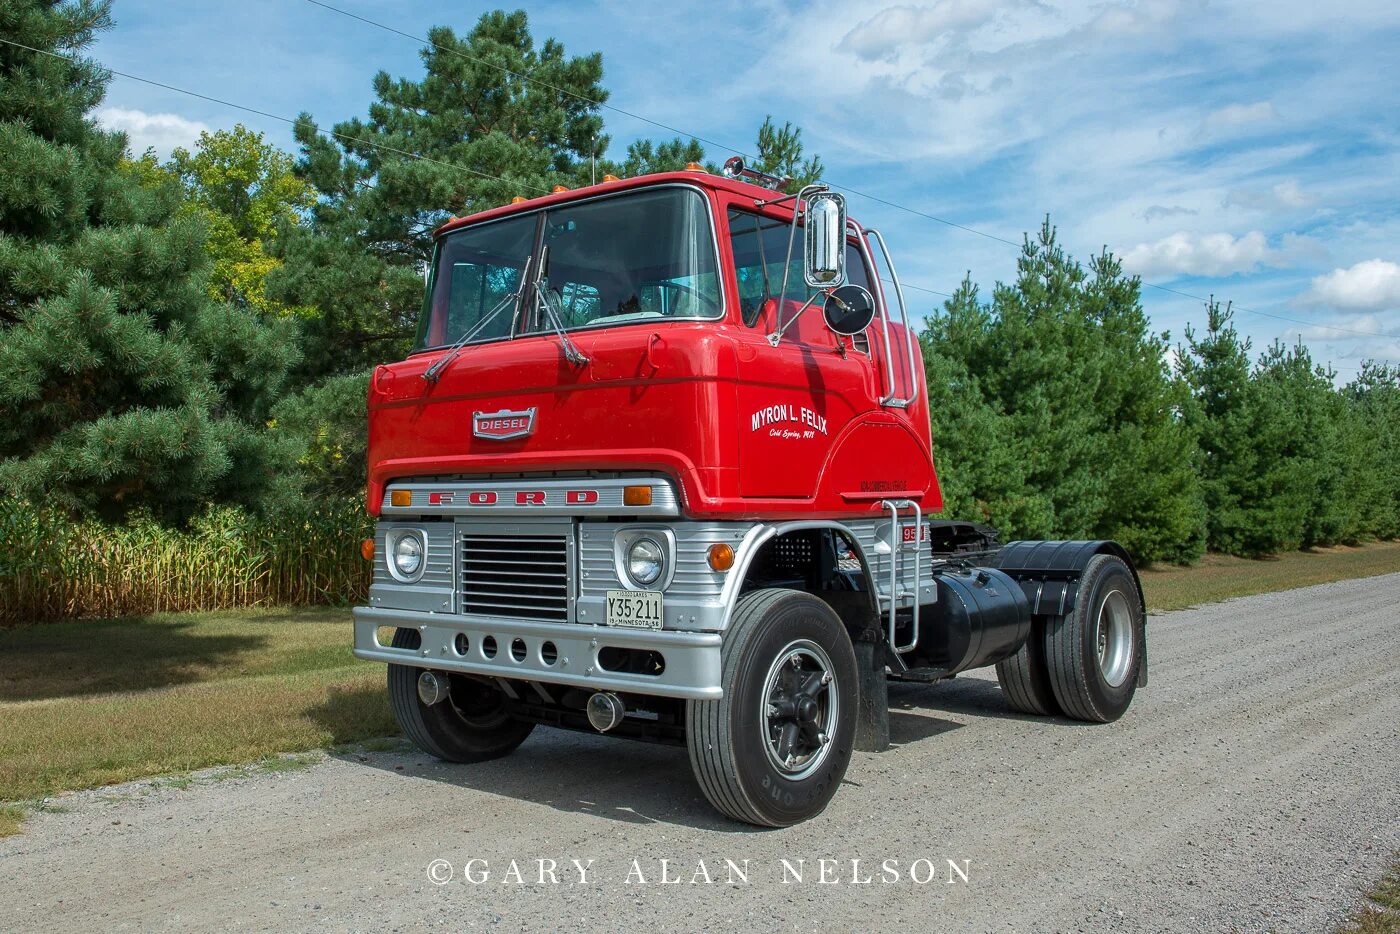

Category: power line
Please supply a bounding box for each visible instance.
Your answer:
[0,37,550,197]
[299,0,1393,346]
[10,32,1388,358]
[300,0,1028,249]
[301,0,746,161]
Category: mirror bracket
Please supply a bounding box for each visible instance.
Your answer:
[767,184,846,347]
[766,291,824,347]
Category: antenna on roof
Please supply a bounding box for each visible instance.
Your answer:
[721,156,790,191]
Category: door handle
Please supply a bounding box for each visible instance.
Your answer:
[646,332,670,370]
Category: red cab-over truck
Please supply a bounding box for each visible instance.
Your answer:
[353,161,1146,827]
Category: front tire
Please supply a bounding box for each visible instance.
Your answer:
[387,627,535,762]
[686,589,857,827]
[1042,555,1145,722]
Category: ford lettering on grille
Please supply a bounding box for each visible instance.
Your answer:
[473,407,536,440]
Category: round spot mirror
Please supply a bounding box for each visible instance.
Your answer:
[822,285,876,336]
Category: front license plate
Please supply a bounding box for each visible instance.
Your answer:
[605,590,664,629]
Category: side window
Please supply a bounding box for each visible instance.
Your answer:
[726,208,874,338]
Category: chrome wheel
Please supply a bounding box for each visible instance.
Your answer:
[1095,590,1134,688]
[760,639,838,780]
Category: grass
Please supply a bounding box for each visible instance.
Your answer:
[1139,541,1400,611]
[1,541,1398,838]
[0,606,395,835]
[1338,857,1400,933]
[0,805,24,837]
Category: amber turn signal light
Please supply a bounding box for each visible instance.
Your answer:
[623,485,652,506]
[511,196,527,204]
[360,538,375,561]
[552,185,570,193]
[602,174,620,183]
[685,162,705,172]
[390,490,412,507]
[707,543,735,572]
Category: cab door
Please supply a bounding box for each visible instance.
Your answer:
[725,207,882,499]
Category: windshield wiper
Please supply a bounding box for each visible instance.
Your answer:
[421,286,522,384]
[531,245,589,368]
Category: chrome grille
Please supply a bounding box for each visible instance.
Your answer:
[459,532,570,622]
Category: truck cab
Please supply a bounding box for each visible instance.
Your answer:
[353,166,1147,827]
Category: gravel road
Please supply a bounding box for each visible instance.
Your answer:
[3,574,1398,933]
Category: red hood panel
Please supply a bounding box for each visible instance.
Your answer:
[368,326,737,508]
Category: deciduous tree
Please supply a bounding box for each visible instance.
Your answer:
[169,125,314,317]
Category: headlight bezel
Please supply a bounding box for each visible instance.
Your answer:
[385,527,428,583]
[613,528,675,591]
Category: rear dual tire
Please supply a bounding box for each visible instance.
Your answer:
[995,554,1144,722]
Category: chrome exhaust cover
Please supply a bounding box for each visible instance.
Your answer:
[586,691,626,732]
[417,670,451,706]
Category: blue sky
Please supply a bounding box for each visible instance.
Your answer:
[91,0,1400,379]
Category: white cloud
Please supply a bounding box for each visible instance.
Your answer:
[1119,229,1322,278]
[96,107,209,159]
[1305,259,1400,309]
[1142,204,1199,222]
[1224,179,1312,212]
[838,0,1013,61]
[1202,101,1278,132]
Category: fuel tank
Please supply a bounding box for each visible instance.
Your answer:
[911,566,1032,675]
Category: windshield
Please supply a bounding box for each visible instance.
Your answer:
[417,213,534,350]
[417,187,722,351]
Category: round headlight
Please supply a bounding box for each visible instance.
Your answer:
[626,537,664,587]
[390,531,425,580]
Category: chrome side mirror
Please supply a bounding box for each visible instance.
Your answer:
[823,285,875,336]
[803,192,846,289]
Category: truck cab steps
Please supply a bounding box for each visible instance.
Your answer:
[878,498,923,654]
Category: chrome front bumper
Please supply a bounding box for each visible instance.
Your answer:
[352,606,723,700]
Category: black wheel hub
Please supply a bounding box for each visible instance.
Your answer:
[763,642,837,778]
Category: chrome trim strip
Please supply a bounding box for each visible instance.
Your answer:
[353,606,723,700]
[382,477,680,517]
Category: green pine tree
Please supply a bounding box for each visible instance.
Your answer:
[921,221,1204,563]
[1341,363,1400,539]
[1255,340,1348,549]
[267,10,611,379]
[0,0,299,523]
[921,276,1057,538]
[1175,301,1301,555]
[1080,248,1205,563]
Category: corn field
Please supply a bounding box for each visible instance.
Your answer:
[0,497,373,625]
